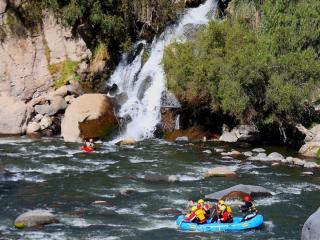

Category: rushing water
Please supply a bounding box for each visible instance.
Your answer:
[0,137,319,239]
[108,0,217,141]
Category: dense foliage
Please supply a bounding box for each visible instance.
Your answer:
[163,0,320,125]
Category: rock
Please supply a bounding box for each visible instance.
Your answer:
[116,189,136,197]
[252,148,266,153]
[302,172,313,175]
[35,96,67,116]
[0,32,52,100]
[66,81,84,96]
[299,141,320,158]
[175,136,189,142]
[0,96,27,135]
[14,210,58,228]
[301,207,320,240]
[53,86,68,97]
[161,90,181,108]
[116,139,137,146]
[205,184,272,200]
[303,162,319,168]
[219,131,238,143]
[144,174,178,183]
[292,158,305,166]
[64,95,75,104]
[219,124,259,143]
[34,114,44,122]
[248,153,272,162]
[26,122,41,134]
[221,150,241,156]
[43,11,91,65]
[243,151,253,157]
[61,94,117,142]
[92,200,109,205]
[204,166,237,178]
[40,115,53,130]
[267,152,284,161]
[203,150,212,154]
[0,0,7,14]
[157,208,181,215]
[214,148,224,153]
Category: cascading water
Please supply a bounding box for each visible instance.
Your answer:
[108,0,217,141]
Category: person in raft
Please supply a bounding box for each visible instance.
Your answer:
[184,204,207,224]
[211,200,233,223]
[239,195,258,222]
[197,199,211,217]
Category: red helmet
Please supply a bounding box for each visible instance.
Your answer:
[243,195,251,202]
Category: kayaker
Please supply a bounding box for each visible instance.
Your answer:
[218,205,233,223]
[239,195,257,222]
[84,139,95,149]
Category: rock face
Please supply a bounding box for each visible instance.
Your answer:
[0,10,90,100]
[204,166,237,178]
[301,207,320,240]
[219,124,259,143]
[0,95,27,135]
[205,184,272,200]
[298,124,320,158]
[14,210,58,228]
[61,94,117,142]
[43,11,90,65]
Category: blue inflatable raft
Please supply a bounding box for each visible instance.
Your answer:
[176,214,264,232]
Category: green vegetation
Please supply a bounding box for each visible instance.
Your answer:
[163,0,320,125]
[49,60,79,88]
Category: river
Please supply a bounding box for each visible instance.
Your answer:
[0,137,319,239]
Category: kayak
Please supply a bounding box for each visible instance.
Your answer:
[80,146,94,153]
[176,214,263,232]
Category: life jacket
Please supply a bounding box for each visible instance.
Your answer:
[221,204,232,214]
[194,208,207,223]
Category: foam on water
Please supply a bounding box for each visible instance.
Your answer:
[136,219,177,231]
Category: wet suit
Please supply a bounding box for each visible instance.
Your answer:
[240,201,257,222]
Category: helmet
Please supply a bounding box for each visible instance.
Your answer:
[191,206,197,211]
[218,200,225,205]
[220,205,226,212]
[243,196,251,202]
[198,199,204,204]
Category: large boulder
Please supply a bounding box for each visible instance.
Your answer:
[301,207,320,240]
[34,96,67,116]
[14,210,58,228]
[0,96,27,135]
[299,142,320,158]
[298,124,320,158]
[219,124,259,143]
[61,94,118,142]
[205,184,272,200]
[204,166,237,178]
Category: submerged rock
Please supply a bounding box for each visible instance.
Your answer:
[14,210,58,228]
[205,184,272,200]
[204,166,237,178]
[61,94,117,142]
[301,207,320,240]
[116,139,137,146]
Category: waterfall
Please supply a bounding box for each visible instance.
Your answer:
[108,0,217,141]
[175,114,180,130]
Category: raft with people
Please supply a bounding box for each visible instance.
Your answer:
[176,196,264,232]
[176,214,264,232]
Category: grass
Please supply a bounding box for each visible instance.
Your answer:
[49,60,79,88]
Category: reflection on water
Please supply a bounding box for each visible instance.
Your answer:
[0,137,319,239]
